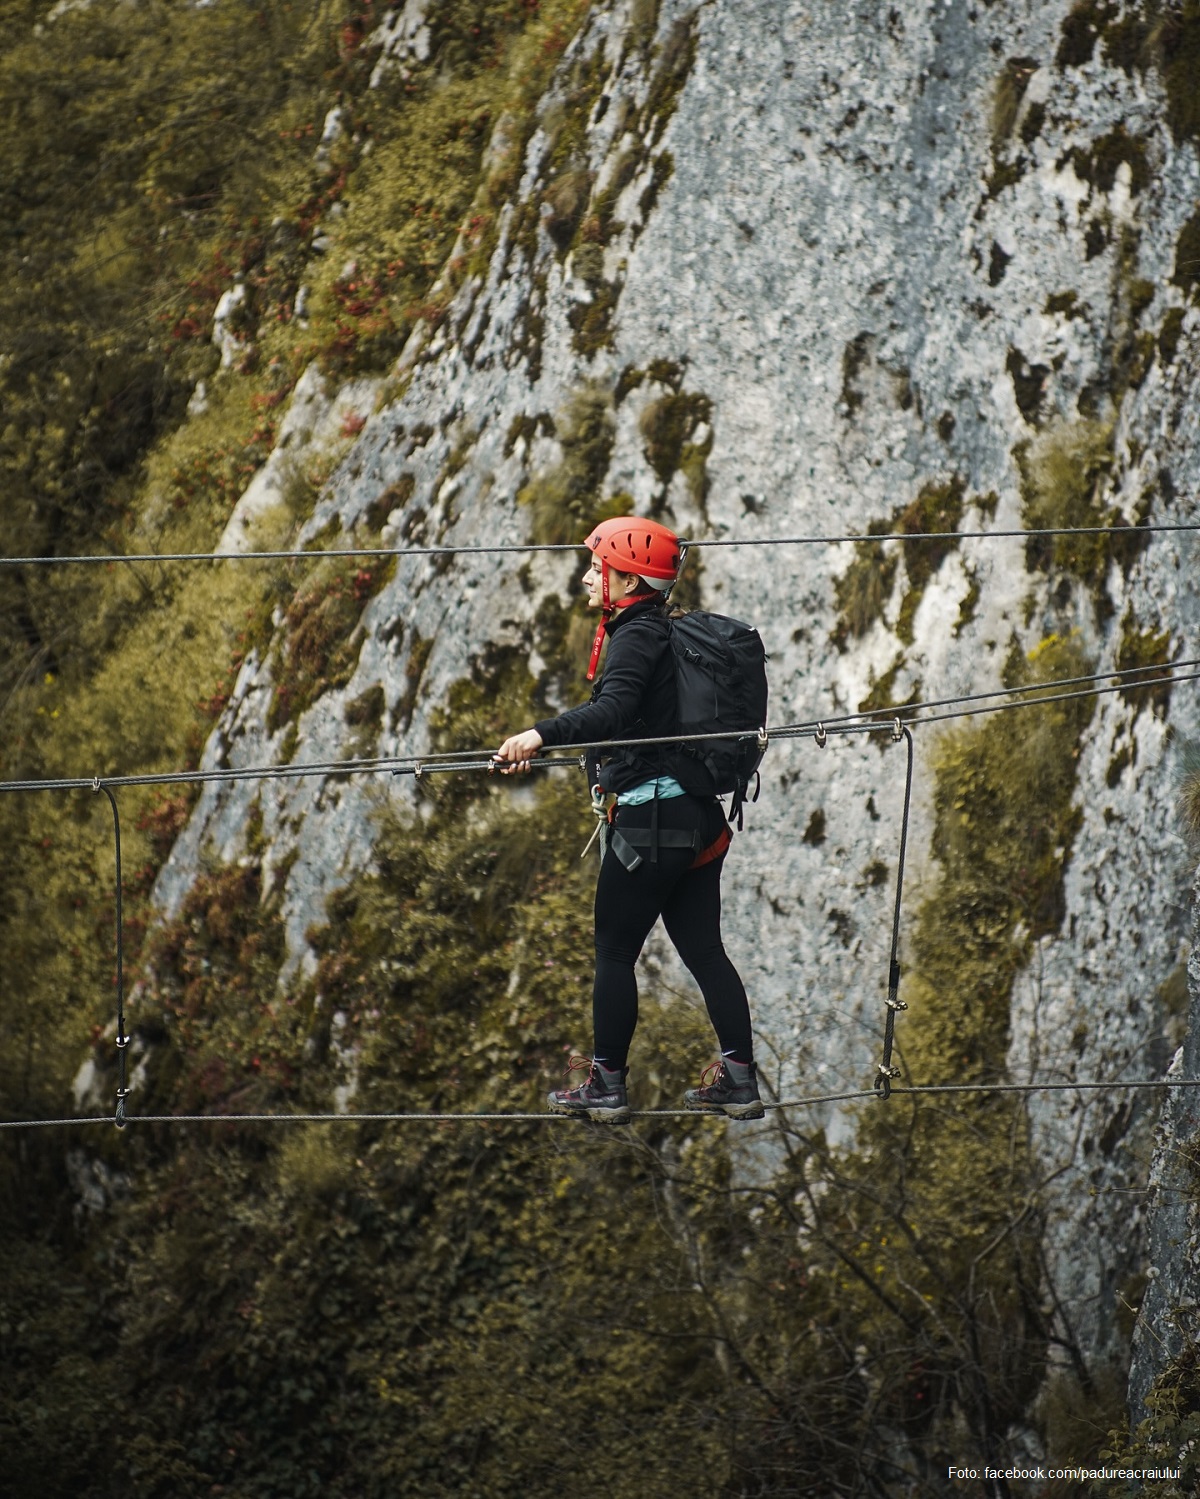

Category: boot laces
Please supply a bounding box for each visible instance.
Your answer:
[699,1059,729,1091]
[559,1053,608,1098]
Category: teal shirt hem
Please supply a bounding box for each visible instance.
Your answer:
[616,776,688,806]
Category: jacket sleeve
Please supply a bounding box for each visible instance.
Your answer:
[533,619,666,748]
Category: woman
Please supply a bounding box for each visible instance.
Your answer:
[495,516,763,1124]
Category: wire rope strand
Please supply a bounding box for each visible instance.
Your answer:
[4,1078,1200,1130]
[0,660,1192,798]
[769,655,1200,736]
[906,668,1200,728]
[1,519,1197,569]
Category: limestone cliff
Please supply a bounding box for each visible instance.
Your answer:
[149,0,1200,1387]
[7,0,1200,1485]
[1127,863,1200,1422]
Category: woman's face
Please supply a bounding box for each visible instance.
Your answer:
[582,556,605,607]
[581,557,637,607]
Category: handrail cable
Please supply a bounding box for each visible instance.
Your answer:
[1,659,1195,1130]
[0,657,1191,797]
[1,520,1197,569]
[770,655,1200,736]
[3,1078,1199,1131]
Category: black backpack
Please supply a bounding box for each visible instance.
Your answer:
[667,610,769,824]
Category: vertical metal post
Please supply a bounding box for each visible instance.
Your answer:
[875,723,914,1100]
[93,780,128,1127]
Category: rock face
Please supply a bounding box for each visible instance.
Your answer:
[1128,867,1200,1420]
[154,0,1200,1401]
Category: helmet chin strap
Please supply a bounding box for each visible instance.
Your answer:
[586,561,641,681]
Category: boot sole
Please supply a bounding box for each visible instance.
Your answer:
[547,1098,632,1124]
[685,1098,765,1121]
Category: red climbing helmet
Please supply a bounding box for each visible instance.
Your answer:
[582,516,682,680]
[585,516,681,584]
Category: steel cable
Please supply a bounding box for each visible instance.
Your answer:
[0,656,1192,797]
[4,1078,1199,1131]
[1,520,1197,569]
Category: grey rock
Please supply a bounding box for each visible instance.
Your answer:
[151,0,1200,1409]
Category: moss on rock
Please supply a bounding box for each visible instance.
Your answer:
[1016,418,1117,588]
[267,555,394,732]
[518,382,618,544]
[831,477,966,650]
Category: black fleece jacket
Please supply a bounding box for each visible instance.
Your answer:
[533,598,678,794]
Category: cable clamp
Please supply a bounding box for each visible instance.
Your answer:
[815,723,827,749]
[891,717,902,743]
[885,996,908,1013]
[92,776,101,793]
[757,725,769,751]
[578,753,587,773]
[413,761,424,781]
[877,1063,901,1080]
[115,1032,129,1049]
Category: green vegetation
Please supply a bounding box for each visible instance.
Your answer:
[536,10,696,355]
[638,386,714,508]
[1172,207,1200,298]
[907,634,1095,1072]
[567,257,624,356]
[832,532,896,648]
[1160,305,1187,362]
[894,476,966,644]
[267,554,395,731]
[985,56,1038,197]
[0,777,747,1497]
[1057,2,1200,146]
[1099,1351,1200,1497]
[991,55,1039,151]
[1046,289,1085,317]
[1068,123,1150,196]
[1,626,1120,1493]
[831,478,967,650]
[838,636,1108,1459]
[1016,418,1117,587]
[1175,737,1200,847]
[857,655,922,718]
[1153,1,1200,144]
[517,381,619,542]
[0,0,600,1131]
[1116,609,1172,716]
[955,568,981,637]
[0,3,1190,1493]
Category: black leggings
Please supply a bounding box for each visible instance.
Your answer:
[592,794,753,1069]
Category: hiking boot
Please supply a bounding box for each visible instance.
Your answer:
[685,1059,765,1120]
[548,1055,631,1124]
